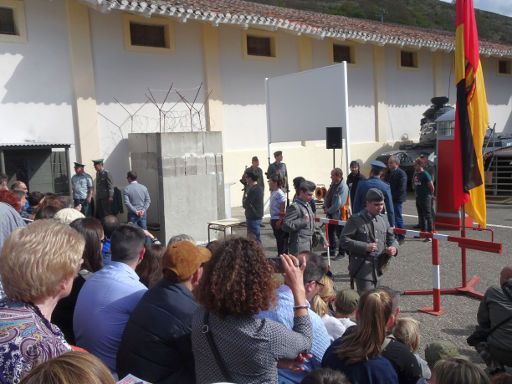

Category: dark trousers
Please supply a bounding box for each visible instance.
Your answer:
[73,199,91,217]
[271,219,288,255]
[416,195,433,232]
[327,222,342,254]
[393,202,404,240]
[96,197,112,219]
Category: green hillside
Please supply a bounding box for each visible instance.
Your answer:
[250,0,512,45]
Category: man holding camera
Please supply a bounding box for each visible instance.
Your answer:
[340,188,398,294]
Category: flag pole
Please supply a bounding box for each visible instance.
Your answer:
[460,205,467,287]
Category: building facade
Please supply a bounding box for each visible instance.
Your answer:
[0,0,511,207]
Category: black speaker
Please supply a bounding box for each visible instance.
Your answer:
[326,127,342,149]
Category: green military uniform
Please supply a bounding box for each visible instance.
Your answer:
[340,208,398,294]
[93,160,114,219]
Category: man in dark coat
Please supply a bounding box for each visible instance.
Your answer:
[243,170,264,243]
[117,241,211,383]
[386,156,407,243]
[352,160,395,227]
[340,188,398,294]
[93,159,114,219]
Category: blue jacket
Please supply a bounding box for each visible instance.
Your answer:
[352,177,395,227]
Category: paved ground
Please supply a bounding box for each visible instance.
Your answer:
[228,194,512,365]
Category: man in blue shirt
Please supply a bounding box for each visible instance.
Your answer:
[259,252,330,383]
[352,160,395,227]
[74,224,147,375]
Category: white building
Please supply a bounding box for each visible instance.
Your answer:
[0,0,511,207]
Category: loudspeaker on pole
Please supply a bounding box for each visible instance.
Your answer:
[326,127,343,149]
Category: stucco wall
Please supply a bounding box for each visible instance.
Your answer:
[0,0,75,148]
[89,9,206,186]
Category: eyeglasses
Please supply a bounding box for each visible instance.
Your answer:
[309,280,325,287]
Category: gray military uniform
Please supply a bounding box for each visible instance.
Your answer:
[340,208,398,294]
[282,199,315,255]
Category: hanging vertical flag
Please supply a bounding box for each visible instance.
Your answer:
[453,0,488,227]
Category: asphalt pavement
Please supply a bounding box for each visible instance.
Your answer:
[229,196,512,366]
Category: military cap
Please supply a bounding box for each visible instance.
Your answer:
[73,162,85,168]
[92,159,104,165]
[366,188,384,202]
[370,160,387,170]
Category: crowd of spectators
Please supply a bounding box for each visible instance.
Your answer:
[0,173,510,384]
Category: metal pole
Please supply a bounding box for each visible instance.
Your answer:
[0,150,5,174]
[432,236,442,313]
[461,205,467,286]
[332,149,335,169]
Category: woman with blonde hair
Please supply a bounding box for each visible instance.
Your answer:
[431,356,489,384]
[19,351,115,384]
[322,289,398,383]
[310,275,346,342]
[0,220,85,383]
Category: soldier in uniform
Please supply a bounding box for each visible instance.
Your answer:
[71,162,93,216]
[282,180,316,255]
[266,151,289,193]
[340,188,398,294]
[92,159,114,219]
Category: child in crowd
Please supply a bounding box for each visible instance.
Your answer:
[311,275,343,342]
[431,356,489,384]
[392,317,431,380]
[332,288,359,338]
[424,340,459,371]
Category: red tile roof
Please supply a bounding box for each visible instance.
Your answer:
[84,0,512,58]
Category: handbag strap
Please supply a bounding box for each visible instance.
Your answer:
[202,312,234,382]
[487,288,512,337]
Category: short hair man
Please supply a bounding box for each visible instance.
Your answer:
[323,168,349,258]
[340,188,398,294]
[101,215,120,265]
[117,240,212,383]
[10,181,29,218]
[241,156,266,196]
[243,170,264,243]
[352,160,395,227]
[267,150,289,193]
[259,252,330,383]
[123,171,151,230]
[386,156,408,244]
[74,224,147,374]
[92,159,114,219]
[283,180,316,255]
[347,161,366,210]
[71,162,93,216]
[475,266,512,369]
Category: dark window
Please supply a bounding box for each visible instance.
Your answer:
[333,44,353,63]
[401,51,418,68]
[0,7,16,35]
[130,22,167,48]
[246,35,273,57]
[498,60,511,75]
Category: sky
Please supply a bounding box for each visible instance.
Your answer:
[439,0,512,17]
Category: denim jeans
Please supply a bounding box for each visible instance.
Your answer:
[128,212,147,230]
[246,219,262,244]
[393,202,404,240]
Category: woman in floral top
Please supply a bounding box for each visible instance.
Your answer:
[0,220,85,383]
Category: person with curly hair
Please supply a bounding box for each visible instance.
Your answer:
[192,237,312,384]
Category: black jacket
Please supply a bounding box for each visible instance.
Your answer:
[117,279,197,383]
[388,167,408,203]
[243,184,264,220]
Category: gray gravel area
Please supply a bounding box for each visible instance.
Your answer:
[228,196,512,366]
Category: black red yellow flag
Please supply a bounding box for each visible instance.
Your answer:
[453,0,488,227]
